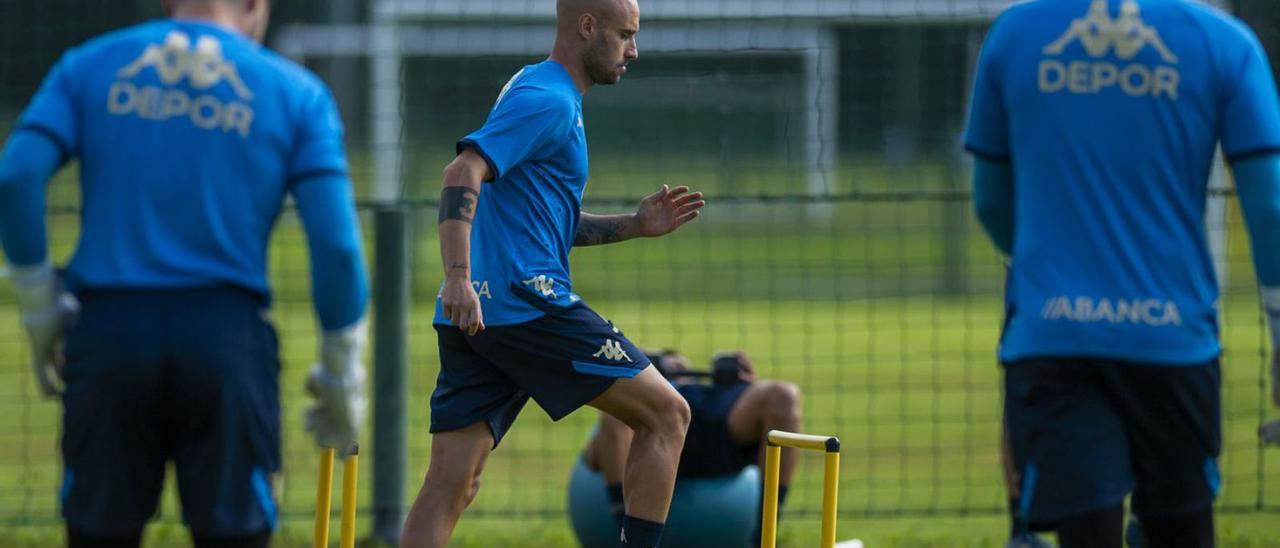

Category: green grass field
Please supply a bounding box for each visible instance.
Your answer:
[0,165,1278,546]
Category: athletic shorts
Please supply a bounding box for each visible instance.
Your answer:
[675,382,757,478]
[431,303,650,446]
[61,287,281,536]
[1003,357,1221,524]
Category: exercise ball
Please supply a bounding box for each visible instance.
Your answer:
[567,458,760,548]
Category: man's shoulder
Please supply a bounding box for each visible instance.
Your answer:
[1175,1,1261,48]
[58,20,173,71]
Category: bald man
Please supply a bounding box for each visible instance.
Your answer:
[400,1,706,547]
[0,1,369,546]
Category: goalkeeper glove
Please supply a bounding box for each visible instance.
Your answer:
[305,320,367,454]
[12,262,77,398]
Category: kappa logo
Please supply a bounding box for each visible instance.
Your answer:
[1037,0,1181,100]
[593,340,633,362]
[1043,0,1178,63]
[108,30,256,136]
[119,31,254,99]
[522,275,557,297]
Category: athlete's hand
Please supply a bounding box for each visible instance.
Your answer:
[634,184,705,238]
[12,263,77,398]
[306,322,367,454]
[441,275,485,335]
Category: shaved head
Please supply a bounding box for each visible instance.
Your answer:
[553,0,639,88]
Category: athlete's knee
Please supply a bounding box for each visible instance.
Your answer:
[760,381,802,423]
[424,464,483,512]
[641,389,690,441]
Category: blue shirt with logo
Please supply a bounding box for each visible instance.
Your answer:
[434,61,589,326]
[965,0,1280,365]
[5,19,366,328]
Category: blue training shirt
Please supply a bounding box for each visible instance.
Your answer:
[434,60,589,326]
[13,19,354,305]
[964,0,1280,365]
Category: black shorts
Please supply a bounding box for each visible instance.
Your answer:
[676,383,757,478]
[1004,357,1221,524]
[61,287,281,536]
[431,304,650,446]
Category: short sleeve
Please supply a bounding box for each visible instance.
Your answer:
[457,87,574,180]
[17,53,80,157]
[288,84,349,184]
[963,17,1012,161]
[1220,25,1280,162]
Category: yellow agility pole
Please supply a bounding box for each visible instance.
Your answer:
[760,430,842,548]
[340,445,360,548]
[314,447,336,548]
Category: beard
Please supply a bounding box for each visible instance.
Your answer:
[583,37,622,85]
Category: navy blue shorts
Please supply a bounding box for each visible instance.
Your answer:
[431,304,650,446]
[676,382,756,478]
[1003,357,1221,524]
[61,287,281,536]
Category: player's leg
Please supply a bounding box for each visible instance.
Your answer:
[167,288,281,548]
[469,304,688,546]
[1004,358,1132,548]
[61,290,168,548]
[399,325,527,548]
[588,368,691,535]
[583,413,635,523]
[722,380,800,544]
[726,380,801,494]
[1108,360,1220,548]
[401,422,496,548]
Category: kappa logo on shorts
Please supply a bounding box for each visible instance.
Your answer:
[592,340,633,362]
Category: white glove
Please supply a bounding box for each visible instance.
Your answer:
[12,262,77,398]
[305,320,367,454]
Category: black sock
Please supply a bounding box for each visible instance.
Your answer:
[191,529,271,548]
[606,483,625,526]
[1056,505,1123,548]
[619,515,664,547]
[67,527,143,548]
[1137,507,1213,548]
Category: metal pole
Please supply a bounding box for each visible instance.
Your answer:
[370,206,409,544]
[370,1,408,542]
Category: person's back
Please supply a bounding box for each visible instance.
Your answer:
[967,0,1277,365]
[27,19,344,296]
[0,3,369,546]
[965,1,1280,546]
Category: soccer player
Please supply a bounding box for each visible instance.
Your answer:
[583,350,802,545]
[0,1,369,546]
[397,1,706,546]
[965,1,1280,547]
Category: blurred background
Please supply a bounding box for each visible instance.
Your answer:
[1,0,1278,546]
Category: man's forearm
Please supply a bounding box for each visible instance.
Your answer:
[575,212,639,247]
[438,161,482,279]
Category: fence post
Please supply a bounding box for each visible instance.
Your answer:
[371,205,409,545]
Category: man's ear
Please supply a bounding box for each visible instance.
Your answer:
[578,13,597,40]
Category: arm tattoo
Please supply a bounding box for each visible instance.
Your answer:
[439,186,479,224]
[575,216,629,246]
